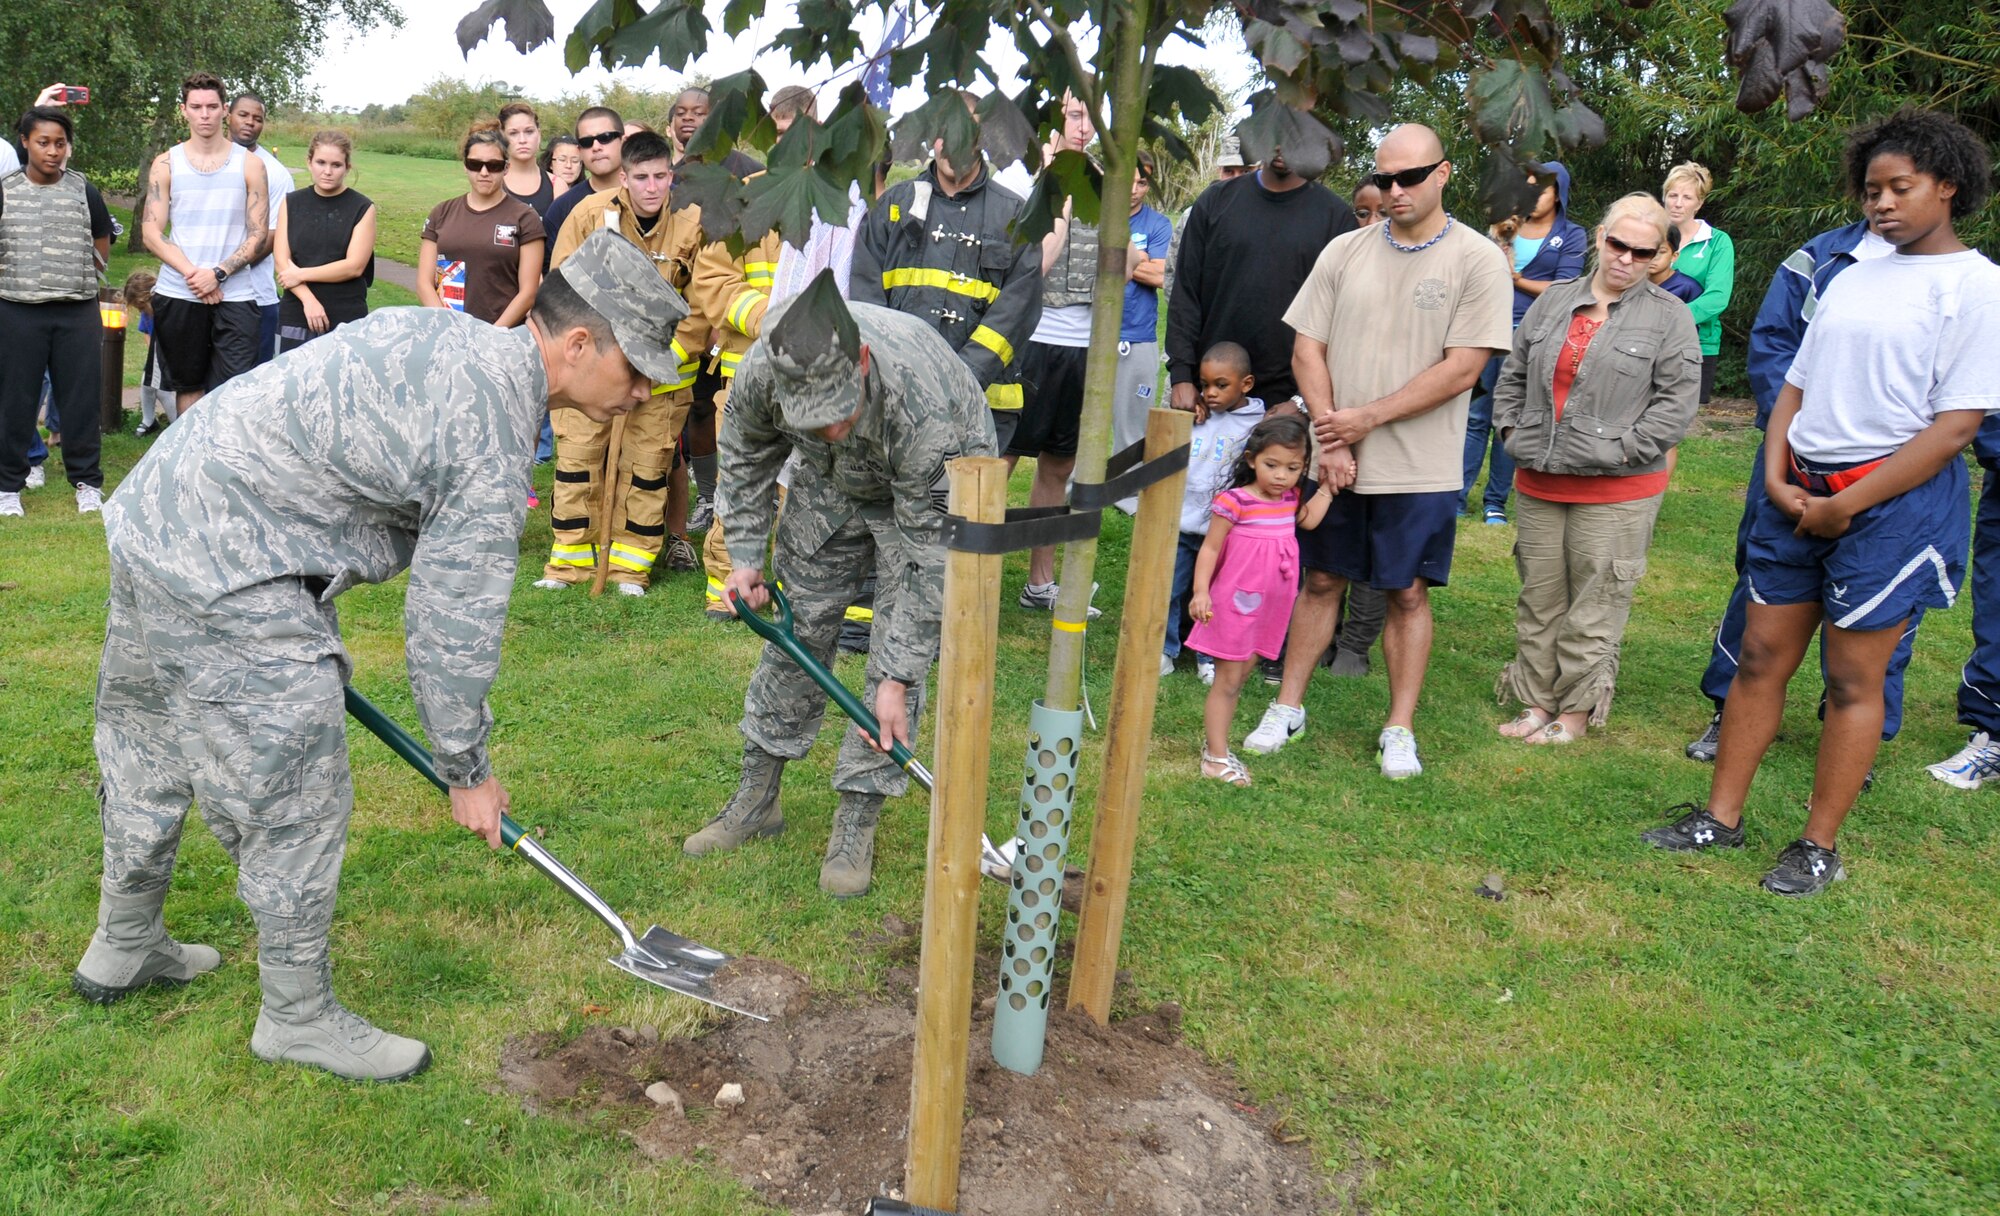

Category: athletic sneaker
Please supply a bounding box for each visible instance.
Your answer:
[24,465,45,490]
[526,491,539,509]
[1378,726,1422,779]
[1927,731,2000,790]
[1243,703,1305,754]
[1761,839,1846,896]
[1196,656,1215,686]
[531,578,569,591]
[1259,656,1284,685]
[688,494,715,534]
[1017,581,1102,618]
[615,581,645,597]
[664,535,698,571]
[75,485,103,514]
[1685,710,1722,762]
[0,492,20,518]
[1159,653,1175,677]
[1483,507,1507,526]
[1640,803,1744,852]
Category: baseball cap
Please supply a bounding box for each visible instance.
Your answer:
[551,228,690,384]
[764,269,863,432]
[1216,135,1245,169]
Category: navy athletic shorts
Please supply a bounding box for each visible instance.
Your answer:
[1299,488,1458,589]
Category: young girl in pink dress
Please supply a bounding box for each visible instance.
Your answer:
[1188,415,1333,784]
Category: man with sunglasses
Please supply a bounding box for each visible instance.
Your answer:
[541,107,625,276]
[1246,124,1512,779]
[535,130,706,596]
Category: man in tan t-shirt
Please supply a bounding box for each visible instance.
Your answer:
[1242,124,1512,779]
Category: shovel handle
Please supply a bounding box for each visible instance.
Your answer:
[341,686,641,953]
[729,585,933,792]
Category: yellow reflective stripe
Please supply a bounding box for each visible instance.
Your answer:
[889,203,899,222]
[549,543,597,567]
[707,577,728,596]
[718,349,744,378]
[608,543,656,571]
[744,261,776,286]
[671,338,689,363]
[985,382,1023,411]
[968,324,1015,367]
[844,605,874,623]
[726,289,767,334]
[879,267,1001,303]
[1052,617,1087,633]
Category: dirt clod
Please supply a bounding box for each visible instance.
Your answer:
[709,957,813,1021]
[501,987,1342,1214]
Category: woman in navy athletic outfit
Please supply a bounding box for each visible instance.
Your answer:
[1643,109,2000,895]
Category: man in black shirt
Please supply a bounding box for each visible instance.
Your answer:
[540,106,624,276]
[1166,149,1355,420]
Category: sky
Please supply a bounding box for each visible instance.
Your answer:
[306,0,1253,120]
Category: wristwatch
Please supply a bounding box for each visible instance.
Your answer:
[211,265,230,283]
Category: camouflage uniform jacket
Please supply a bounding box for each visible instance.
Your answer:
[849,163,1042,402]
[102,308,546,788]
[719,302,996,683]
[554,188,706,390]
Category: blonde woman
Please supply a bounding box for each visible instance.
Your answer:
[1663,162,1734,402]
[1491,193,1702,743]
[274,130,376,351]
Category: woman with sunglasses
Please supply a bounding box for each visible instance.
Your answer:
[1491,192,1701,745]
[1642,110,2000,896]
[1662,162,1733,403]
[417,123,544,327]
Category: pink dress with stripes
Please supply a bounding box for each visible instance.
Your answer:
[1186,485,1303,662]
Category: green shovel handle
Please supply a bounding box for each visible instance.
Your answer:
[729,584,932,791]
[342,685,528,848]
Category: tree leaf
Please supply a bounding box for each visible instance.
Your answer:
[602,0,710,70]
[975,89,1037,171]
[1396,31,1439,65]
[683,70,763,160]
[1146,64,1221,126]
[671,160,747,249]
[740,163,854,249]
[562,0,640,73]
[455,0,554,55]
[1243,19,1309,77]
[1723,0,1845,119]
[1234,91,1343,180]
[1477,147,1544,225]
[1468,59,1557,152]
[1046,148,1103,224]
[889,89,979,166]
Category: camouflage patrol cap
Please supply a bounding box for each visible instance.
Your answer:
[553,228,690,384]
[765,268,863,431]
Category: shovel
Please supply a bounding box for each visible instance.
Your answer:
[728,586,1018,880]
[342,685,769,1021]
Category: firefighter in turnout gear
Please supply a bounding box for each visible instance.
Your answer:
[535,131,705,596]
[850,92,1041,455]
[689,271,995,897]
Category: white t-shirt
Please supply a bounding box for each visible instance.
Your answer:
[1852,229,1895,262]
[1786,250,2000,463]
[248,145,294,307]
[0,142,18,177]
[1031,303,1092,346]
[1180,397,1268,533]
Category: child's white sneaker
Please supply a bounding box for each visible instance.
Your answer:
[0,492,21,518]
[76,485,103,514]
[1196,656,1215,686]
[1378,726,1422,780]
[1243,703,1305,754]
[24,465,45,490]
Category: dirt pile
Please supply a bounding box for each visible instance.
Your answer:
[499,931,1341,1215]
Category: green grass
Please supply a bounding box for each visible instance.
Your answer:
[5,420,2000,1214]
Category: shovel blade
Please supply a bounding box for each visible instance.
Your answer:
[634,924,729,973]
[607,950,771,1022]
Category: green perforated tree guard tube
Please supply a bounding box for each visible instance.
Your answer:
[991,699,1085,1075]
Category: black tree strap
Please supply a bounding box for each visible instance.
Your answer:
[943,503,1104,555]
[1067,436,1191,510]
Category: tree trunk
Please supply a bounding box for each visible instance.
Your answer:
[1043,0,1154,711]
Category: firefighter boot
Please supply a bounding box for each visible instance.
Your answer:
[684,745,786,856]
[819,792,884,899]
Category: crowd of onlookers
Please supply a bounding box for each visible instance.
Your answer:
[4,68,1998,897]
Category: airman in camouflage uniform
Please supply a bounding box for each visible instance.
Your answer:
[74,231,690,1081]
[685,271,994,897]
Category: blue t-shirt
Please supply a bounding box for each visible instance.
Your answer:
[1512,234,1544,273]
[1122,204,1175,342]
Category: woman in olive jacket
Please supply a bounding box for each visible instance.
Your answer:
[1491,192,1703,744]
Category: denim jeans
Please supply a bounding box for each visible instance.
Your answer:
[536,413,554,463]
[1163,531,1205,658]
[1458,354,1513,515]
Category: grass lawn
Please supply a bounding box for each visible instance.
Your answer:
[3,414,1999,1214]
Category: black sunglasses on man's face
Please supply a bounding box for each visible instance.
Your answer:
[1364,159,1446,192]
[576,130,623,148]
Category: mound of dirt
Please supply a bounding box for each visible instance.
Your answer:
[499,949,1338,1214]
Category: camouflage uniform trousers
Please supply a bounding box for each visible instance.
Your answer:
[95,562,354,970]
[741,505,928,796]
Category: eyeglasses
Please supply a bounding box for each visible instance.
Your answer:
[1603,234,1661,261]
[1364,159,1445,191]
[576,130,623,147]
[464,158,505,173]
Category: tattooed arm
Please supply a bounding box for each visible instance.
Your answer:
[217,154,271,275]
